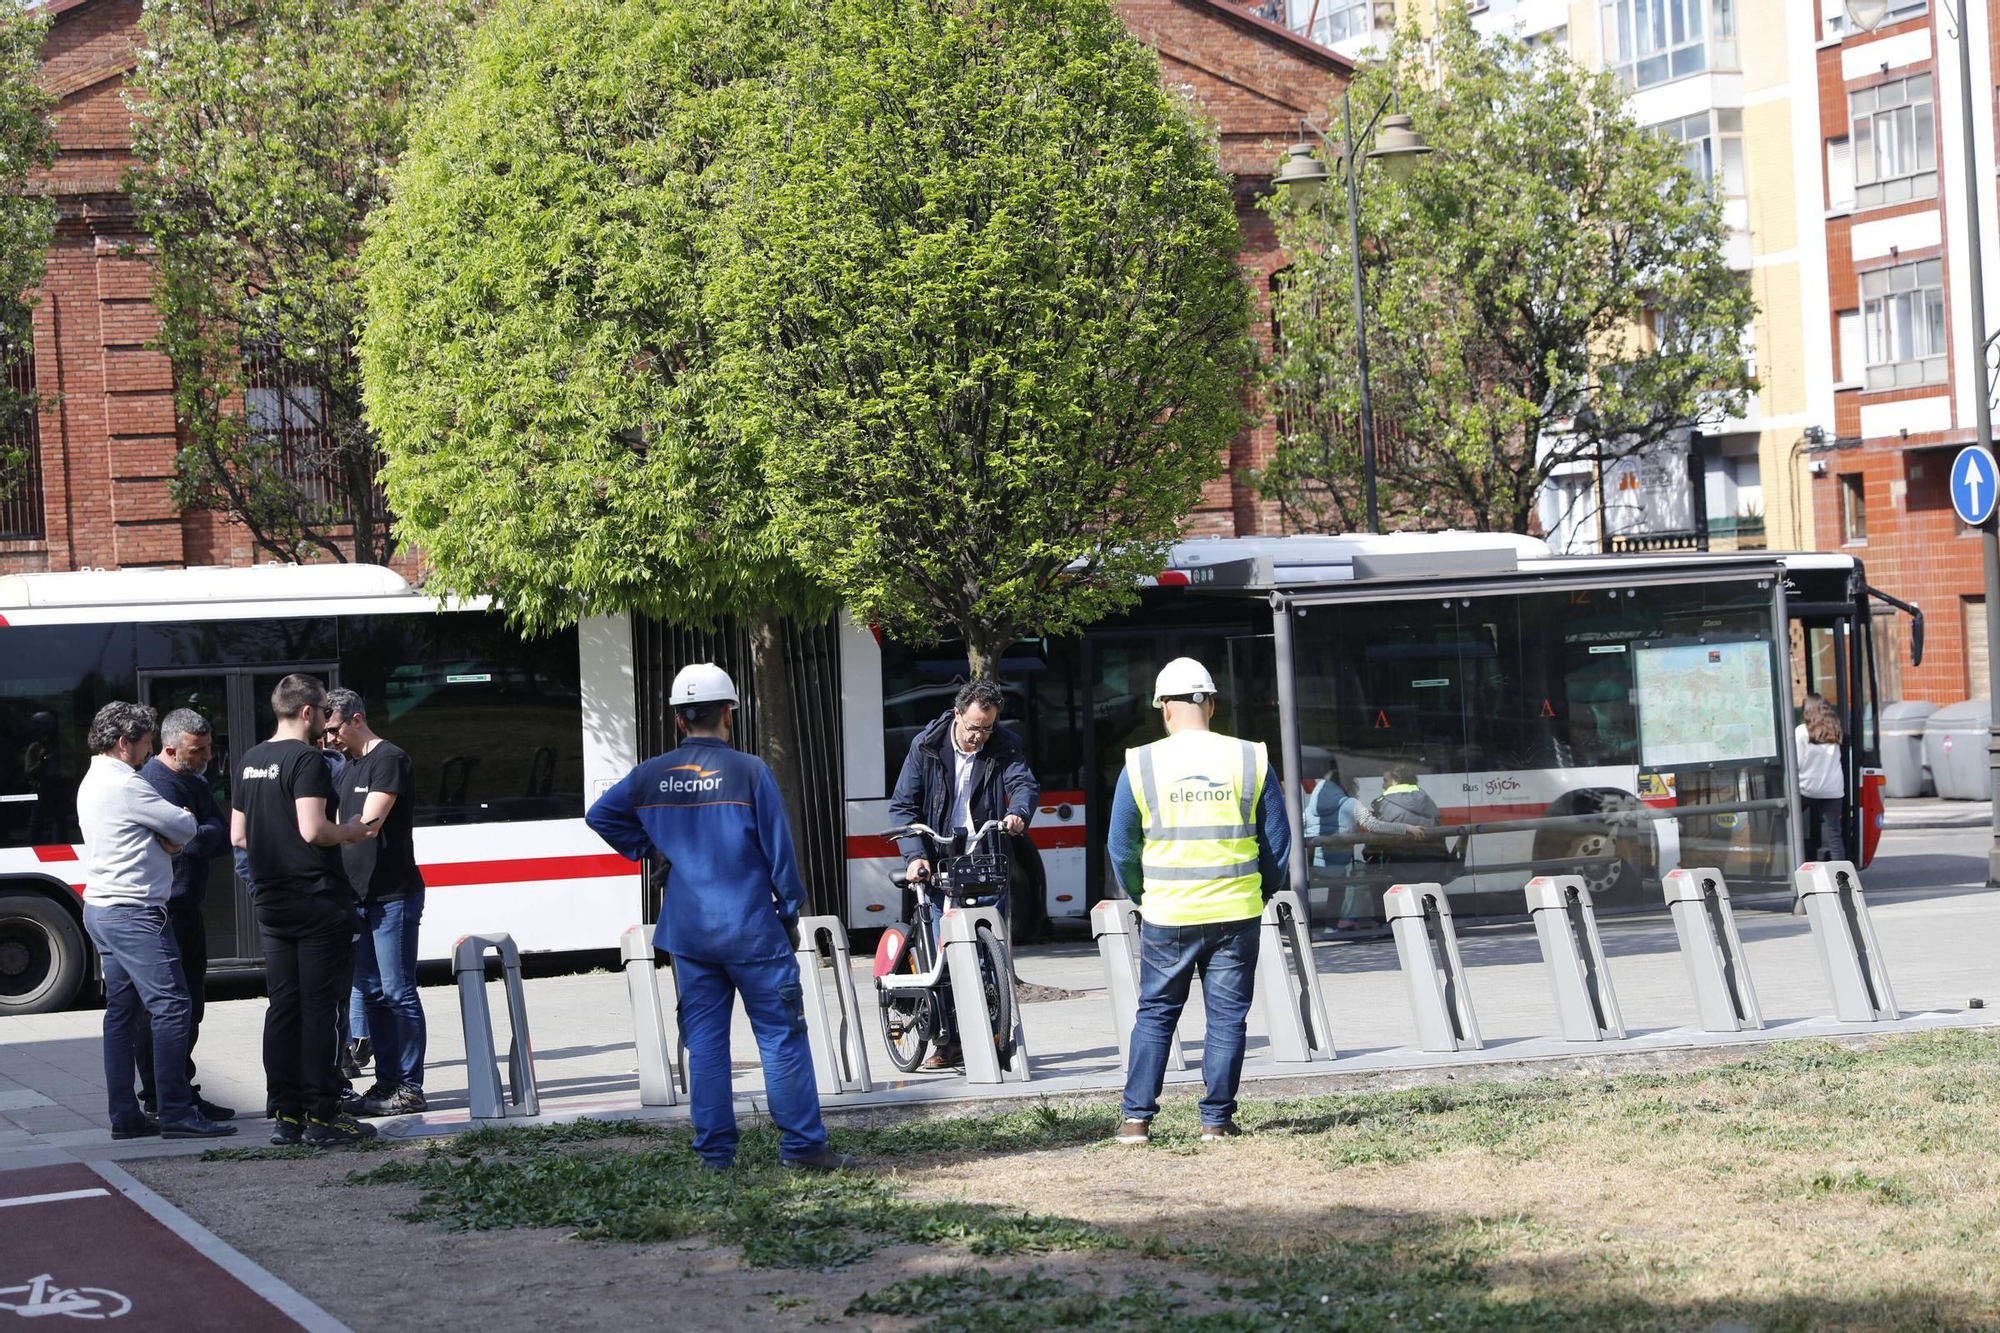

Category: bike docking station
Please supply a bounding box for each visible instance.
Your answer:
[1091,898,1185,1069]
[1523,875,1625,1043]
[1383,883,1483,1052]
[1795,860,1900,1023]
[620,926,685,1107]
[453,932,541,1120]
[940,903,1031,1084]
[1254,890,1338,1062]
[793,914,875,1097]
[1661,867,1764,1032]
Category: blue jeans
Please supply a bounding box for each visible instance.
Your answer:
[675,952,827,1165]
[352,891,425,1093]
[1121,915,1261,1126]
[84,903,195,1127]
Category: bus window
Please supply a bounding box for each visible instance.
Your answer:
[338,614,584,826]
[0,624,138,847]
[138,617,337,669]
[877,636,1084,794]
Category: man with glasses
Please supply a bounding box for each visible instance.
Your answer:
[887,678,1039,1068]
[231,674,380,1147]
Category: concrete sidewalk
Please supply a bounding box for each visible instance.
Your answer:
[4,878,1995,1167]
[1883,796,1992,828]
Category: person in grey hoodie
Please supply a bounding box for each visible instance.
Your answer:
[1360,764,1441,860]
[75,702,235,1140]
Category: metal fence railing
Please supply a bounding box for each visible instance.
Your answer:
[0,352,44,541]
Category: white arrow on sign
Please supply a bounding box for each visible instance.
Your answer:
[1963,450,1990,519]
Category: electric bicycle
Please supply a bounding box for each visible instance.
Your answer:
[871,820,1015,1073]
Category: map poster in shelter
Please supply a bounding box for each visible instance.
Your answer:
[1631,641,1779,769]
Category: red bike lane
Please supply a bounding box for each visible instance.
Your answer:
[0,1162,321,1329]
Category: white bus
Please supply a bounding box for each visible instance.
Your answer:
[1,533,1912,1013]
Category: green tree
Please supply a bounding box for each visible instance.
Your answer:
[1263,16,1756,536]
[359,0,829,797]
[722,0,1252,679]
[127,0,476,564]
[0,0,55,506]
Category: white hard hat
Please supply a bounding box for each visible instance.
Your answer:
[670,662,738,706]
[1152,656,1218,707]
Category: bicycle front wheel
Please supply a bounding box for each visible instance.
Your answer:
[973,923,1015,1061]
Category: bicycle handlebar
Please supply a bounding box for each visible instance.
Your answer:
[881,819,1008,849]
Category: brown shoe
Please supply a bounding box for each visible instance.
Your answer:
[1114,1118,1151,1145]
[921,1043,961,1071]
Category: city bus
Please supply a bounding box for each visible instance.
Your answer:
[1,534,1913,1013]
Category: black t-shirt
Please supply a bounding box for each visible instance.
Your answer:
[337,740,423,902]
[233,739,349,897]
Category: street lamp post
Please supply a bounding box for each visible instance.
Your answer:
[1274,91,1433,535]
[1848,0,2000,883]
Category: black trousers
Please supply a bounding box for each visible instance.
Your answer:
[135,900,206,1102]
[256,889,357,1121]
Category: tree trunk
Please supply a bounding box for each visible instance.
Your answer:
[747,607,812,905]
[964,625,1010,681]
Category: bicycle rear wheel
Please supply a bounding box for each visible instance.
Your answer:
[973,923,1015,1061]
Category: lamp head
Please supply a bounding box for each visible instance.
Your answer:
[1368,113,1434,183]
[1274,141,1330,202]
[1843,0,1891,31]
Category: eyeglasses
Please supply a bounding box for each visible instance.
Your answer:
[323,720,344,734]
[958,721,998,737]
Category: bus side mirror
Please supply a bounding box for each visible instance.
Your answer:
[1910,616,1923,668]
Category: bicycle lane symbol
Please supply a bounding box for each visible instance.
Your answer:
[0,1274,132,1320]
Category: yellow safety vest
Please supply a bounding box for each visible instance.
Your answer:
[1125,729,1268,926]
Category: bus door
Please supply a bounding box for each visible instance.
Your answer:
[141,663,340,966]
[1791,603,1884,868]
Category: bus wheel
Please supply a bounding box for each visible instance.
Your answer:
[0,893,88,1016]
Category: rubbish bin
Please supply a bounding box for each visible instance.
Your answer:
[1922,700,1992,800]
[1880,700,1938,797]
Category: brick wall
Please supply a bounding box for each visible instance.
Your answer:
[3,0,1343,579]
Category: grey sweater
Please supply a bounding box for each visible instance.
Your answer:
[78,754,199,908]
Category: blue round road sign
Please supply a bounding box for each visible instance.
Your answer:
[1951,445,2000,526]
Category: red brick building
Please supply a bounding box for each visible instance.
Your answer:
[0,0,1344,576]
[1806,0,2000,704]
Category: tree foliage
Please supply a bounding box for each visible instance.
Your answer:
[721,0,1252,678]
[1262,16,1756,535]
[358,0,825,634]
[0,0,54,502]
[128,0,476,564]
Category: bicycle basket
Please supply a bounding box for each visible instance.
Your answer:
[940,851,1009,905]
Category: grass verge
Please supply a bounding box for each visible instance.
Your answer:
[318,1030,2000,1331]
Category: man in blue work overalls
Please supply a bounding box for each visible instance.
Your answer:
[586,663,854,1172]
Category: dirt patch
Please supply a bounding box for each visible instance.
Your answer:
[125,1142,1205,1333]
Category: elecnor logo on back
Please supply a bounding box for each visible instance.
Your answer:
[1169,776,1233,804]
[240,764,280,780]
[659,762,724,794]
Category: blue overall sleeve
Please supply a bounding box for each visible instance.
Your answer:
[1256,764,1292,899]
[754,765,808,922]
[584,772,651,862]
[1107,768,1145,904]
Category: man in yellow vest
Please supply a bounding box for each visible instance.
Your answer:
[1109,657,1290,1144]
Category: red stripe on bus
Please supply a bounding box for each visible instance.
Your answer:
[418,853,637,887]
[33,845,79,862]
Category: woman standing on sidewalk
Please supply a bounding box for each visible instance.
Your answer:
[1796,694,1846,863]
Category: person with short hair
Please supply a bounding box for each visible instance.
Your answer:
[76,701,235,1140]
[231,673,380,1148]
[1108,658,1289,1147]
[586,663,853,1173]
[323,687,428,1117]
[886,676,1039,1068]
[132,707,233,1122]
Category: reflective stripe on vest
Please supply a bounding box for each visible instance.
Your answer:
[1125,731,1267,923]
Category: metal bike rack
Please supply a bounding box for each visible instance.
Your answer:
[937,905,1031,1084]
[1090,900,1185,1069]
[1524,875,1625,1042]
[1383,883,1483,1052]
[1794,860,1899,1022]
[619,927,684,1106]
[1254,890,1337,1062]
[1661,867,1763,1032]
[794,915,874,1096]
[454,933,540,1120]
